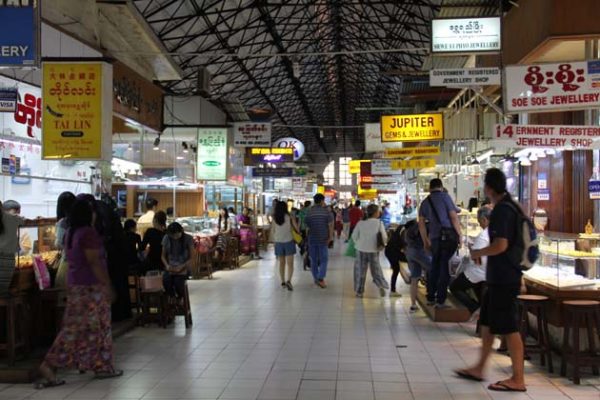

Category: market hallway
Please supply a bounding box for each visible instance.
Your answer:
[2,245,599,400]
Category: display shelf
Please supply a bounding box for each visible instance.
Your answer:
[539,249,600,260]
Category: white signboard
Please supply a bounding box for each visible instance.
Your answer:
[0,75,41,140]
[431,17,501,53]
[430,68,501,87]
[292,177,305,193]
[232,122,271,147]
[493,124,600,149]
[504,60,600,113]
[371,176,401,184]
[371,184,402,191]
[371,159,403,175]
[364,123,402,153]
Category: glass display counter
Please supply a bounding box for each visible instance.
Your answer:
[175,216,218,236]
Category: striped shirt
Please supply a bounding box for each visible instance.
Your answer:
[305,205,333,245]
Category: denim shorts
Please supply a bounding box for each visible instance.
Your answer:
[405,247,432,279]
[275,241,296,256]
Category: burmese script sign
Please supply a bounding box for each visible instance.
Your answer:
[431,17,501,54]
[380,113,444,143]
[505,61,600,113]
[384,146,440,158]
[494,124,600,149]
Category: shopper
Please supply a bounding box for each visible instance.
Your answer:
[381,205,392,230]
[418,179,461,308]
[348,200,363,237]
[342,203,351,241]
[0,201,25,297]
[384,224,405,297]
[37,199,122,389]
[215,207,231,260]
[161,222,194,301]
[297,200,312,269]
[334,207,343,239]
[54,192,76,288]
[450,206,491,316]
[455,168,526,393]
[304,193,334,288]
[123,219,142,274]
[238,207,258,256]
[272,201,299,291]
[140,211,168,274]
[3,200,32,255]
[228,207,239,236]
[404,219,432,313]
[352,204,389,297]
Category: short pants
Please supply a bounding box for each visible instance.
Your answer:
[479,284,520,335]
[275,241,296,256]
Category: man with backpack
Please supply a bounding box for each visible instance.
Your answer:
[455,168,529,393]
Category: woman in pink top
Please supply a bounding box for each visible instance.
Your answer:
[36,199,122,389]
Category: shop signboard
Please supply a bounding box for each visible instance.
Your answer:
[391,159,436,170]
[233,122,272,147]
[349,159,369,174]
[252,167,294,177]
[0,88,17,112]
[0,1,40,67]
[588,180,600,200]
[247,147,294,163]
[384,146,440,158]
[493,124,600,149]
[42,62,113,160]
[371,159,403,175]
[272,137,305,160]
[292,177,305,193]
[380,113,444,143]
[431,17,501,54]
[197,127,227,180]
[429,68,501,87]
[364,123,404,152]
[504,60,600,113]
[0,75,41,139]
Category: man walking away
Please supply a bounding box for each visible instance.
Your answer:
[418,179,461,308]
[349,200,364,237]
[305,194,334,288]
[455,168,526,393]
[342,204,351,242]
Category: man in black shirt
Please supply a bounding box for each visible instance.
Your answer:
[455,168,526,393]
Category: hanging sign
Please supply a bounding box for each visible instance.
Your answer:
[272,137,305,160]
[493,124,600,149]
[431,17,501,54]
[372,159,404,175]
[430,68,501,87]
[0,75,41,139]
[197,127,227,180]
[252,167,294,177]
[588,180,600,200]
[248,147,294,163]
[365,123,402,152]
[0,1,40,67]
[504,60,600,113]
[380,113,444,143]
[391,159,436,170]
[0,88,18,112]
[233,122,272,147]
[349,159,369,174]
[384,146,440,158]
[42,62,112,160]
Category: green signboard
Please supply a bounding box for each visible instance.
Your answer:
[197,127,227,180]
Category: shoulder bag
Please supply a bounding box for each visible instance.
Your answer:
[427,196,459,251]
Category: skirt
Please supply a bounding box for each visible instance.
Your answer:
[0,252,15,297]
[44,285,113,372]
[239,228,257,254]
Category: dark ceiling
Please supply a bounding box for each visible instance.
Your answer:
[134,0,511,161]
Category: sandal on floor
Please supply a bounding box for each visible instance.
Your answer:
[34,379,66,390]
[455,369,484,382]
[94,369,124,380]
[488,381,526,392]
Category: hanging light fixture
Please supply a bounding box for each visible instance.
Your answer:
[153,135,161,150]
[182,142,189,153]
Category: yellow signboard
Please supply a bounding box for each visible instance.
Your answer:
[384,146,440,158]
[42,62,110,160]
[391,159,436,170]
[349,159,369,174]
[357,186,377,199]
[317,185,325,194]
[250,147,293,155]
[381,113,444,143]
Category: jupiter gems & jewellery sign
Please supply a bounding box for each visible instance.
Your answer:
[0,1,40,67]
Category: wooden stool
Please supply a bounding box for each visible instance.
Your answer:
[196,252,213,279]
[518,294,553,372]
[128,275,142,316]
[230,237,240,269]
[560,300,600,384]
[171,282,193,329]
[139,290,168,328]
[0,295,30,365]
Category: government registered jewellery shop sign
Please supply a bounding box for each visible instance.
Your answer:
[504,60,600,113]
[0,1,40,67]
[429,68,501,87]
[492,124,600,149]
[431,17,501,54]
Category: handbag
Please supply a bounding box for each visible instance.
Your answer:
[32,255,51,290]
[140,270,164,291]
[292,229,303,245]
[345,237,357,258]
[376,222,386,251]
[427,196,459,250]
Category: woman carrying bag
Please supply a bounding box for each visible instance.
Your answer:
[272,201,300,291]
[351,204,390,298]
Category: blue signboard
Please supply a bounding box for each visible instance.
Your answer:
[0,1,39,67]
[589,180,600,200]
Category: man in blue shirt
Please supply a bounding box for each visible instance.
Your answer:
[418,179,462,308]
[305,193,334,288]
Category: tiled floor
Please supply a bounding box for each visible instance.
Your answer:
[2,242,599,400]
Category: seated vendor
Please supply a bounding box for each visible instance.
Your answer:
[161,222,193,301]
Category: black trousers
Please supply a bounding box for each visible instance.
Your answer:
[449,273,483,313]
[385,254,401,292]
[163,273,187,298]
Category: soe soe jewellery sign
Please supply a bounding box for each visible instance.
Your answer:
[504,60,600,113]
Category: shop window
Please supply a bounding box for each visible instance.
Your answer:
[323,160,336,185]
[339,157,352,186]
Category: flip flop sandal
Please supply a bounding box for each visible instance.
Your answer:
[455,370,484,382]
[94,369,124,380]
[34,379,66,390]
[488,381,527,392]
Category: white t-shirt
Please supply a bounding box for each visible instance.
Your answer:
[465,228,490,284]
[352,218,388,253]
[272,215,293,243]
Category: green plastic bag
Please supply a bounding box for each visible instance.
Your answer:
[345,237,357,258]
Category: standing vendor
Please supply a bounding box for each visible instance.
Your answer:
[137,198,158,237]
[3,200,31,255]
